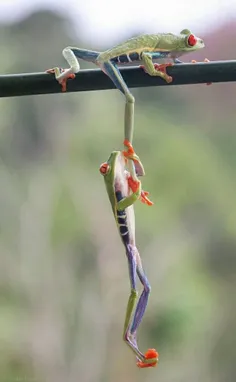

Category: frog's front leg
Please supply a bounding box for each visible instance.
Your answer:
[116,179,142,210]
[127,176,153,206]
[116,169,153,211]
[140,52,173,83]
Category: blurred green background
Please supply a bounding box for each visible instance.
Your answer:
[0,5,236,382]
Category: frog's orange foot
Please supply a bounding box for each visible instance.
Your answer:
[57,74,75,92]
[137,349,159,368]
[154,63,173,73]
[140,63,173,83]
[191,58,212,85]
[123,139,140,163]
[46,68,75,92]
[127,176,140,193]
[140,190,154,206]
[154,63,173,83]
[123,139,135,155]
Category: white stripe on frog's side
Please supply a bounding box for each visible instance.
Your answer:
[113,52,141,65]
[127,54,132,63]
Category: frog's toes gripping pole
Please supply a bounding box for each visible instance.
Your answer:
[191,58,212,85]
[123,243,158,368]
[46,47,82,91]
[140,62,173,83]
[139,51,177,83]
[46,67,76,92]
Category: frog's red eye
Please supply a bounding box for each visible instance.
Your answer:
[188,34,197,46]
[99,162,110,175]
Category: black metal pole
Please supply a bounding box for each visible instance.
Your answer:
[1,60,236,98]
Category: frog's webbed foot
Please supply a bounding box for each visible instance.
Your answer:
[46,67,76,92]
[127,175,153,206]
[191,58,212,85]
[140,190,153,206]
[154,63,173,83]
[137,348,159,368]
[123,139,145,177]
[140,63,173,83]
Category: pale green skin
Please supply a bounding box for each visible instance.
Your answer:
[100,151,157,364]
[48,29,205,155]
[97,29,204,64]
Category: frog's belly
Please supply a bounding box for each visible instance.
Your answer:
[114,153,136,246]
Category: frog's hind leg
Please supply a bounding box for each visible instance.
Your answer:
[130,250,158,368]
[71,48,100,62]
[97,60,135,143]
[122,244,145,362]
[123,244,158,367]
[97,60,142,180]
[47,47,100,91]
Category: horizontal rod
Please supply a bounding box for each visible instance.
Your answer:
[0,60,236,98]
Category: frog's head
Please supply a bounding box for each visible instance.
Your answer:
[179,29,205,52]
[99,151,124,182]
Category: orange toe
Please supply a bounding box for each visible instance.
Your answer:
[154,63,173,72]
[140,191,154,206]
[123,140,135,156]
[60,79,67,92]
[59,73,76,92]
[145,349,158,359]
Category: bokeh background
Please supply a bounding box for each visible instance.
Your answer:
[0,1,236,381]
